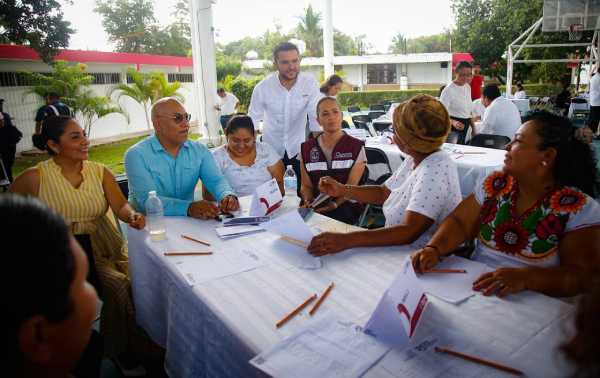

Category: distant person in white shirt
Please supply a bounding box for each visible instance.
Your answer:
[440,61,474,144]
[514,83,527,99]
[588,66,600,135]
[475,84,521,140]
[249,42,322,194]
[215,88,239,129]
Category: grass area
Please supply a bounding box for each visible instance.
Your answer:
[13,133,206,178]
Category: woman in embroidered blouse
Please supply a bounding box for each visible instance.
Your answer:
[209,115,284,197]
[412,110,600,298]
[307,95,462,255]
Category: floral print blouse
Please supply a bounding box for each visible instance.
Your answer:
[473,171,600,268]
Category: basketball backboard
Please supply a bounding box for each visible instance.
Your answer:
[542,0,600,32]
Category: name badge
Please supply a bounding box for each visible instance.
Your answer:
[305,162,328,172]
[332,159,354,169]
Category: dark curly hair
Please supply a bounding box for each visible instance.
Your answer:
[320,74,343,95]
[0,194,75,375]
[523,110,599,197]
[562,284,600,378]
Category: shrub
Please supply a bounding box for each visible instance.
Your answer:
[230,75,264,112]
[337,89,439,108]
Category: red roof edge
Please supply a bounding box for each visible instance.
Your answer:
[0,44,193,67]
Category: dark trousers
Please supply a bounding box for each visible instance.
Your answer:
[220,114,233,130]
[0,146,16,183]
[588,106,600,134]
[283,152,302,197]
[450,116,471,145]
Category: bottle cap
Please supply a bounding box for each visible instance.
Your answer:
[149,190,157,196]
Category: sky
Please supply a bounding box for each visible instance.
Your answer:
[62,0,454,54]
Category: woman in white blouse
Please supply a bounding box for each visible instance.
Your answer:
[307,95,462,256]
[208,115,284,198]
[440,61,474,144]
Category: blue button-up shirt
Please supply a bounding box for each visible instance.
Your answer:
[125,135,234,216]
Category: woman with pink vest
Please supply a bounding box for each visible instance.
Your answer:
[299,97,367,224]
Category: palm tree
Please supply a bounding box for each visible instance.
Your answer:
[112,68,183,129]
[296,5,323,57]
[76,90,124,136]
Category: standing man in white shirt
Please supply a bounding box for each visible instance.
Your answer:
[249,42,322,195]
[440,61,474,144]
[588,66,600,136]
[215,88,239,130]
[474,84,521,140]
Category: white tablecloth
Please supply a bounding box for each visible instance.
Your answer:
[365,139,506,197]
[128,207,574,378]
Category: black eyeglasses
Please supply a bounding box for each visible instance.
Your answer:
[158,112,191,124]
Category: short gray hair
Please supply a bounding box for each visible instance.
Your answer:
[150,97,184,122]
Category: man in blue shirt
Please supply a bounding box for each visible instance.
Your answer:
[125,98,239,218]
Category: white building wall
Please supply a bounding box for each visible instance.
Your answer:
[405,62,448,85]
[340,65,362,87]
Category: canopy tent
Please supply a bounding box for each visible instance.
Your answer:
[505,0,600,96]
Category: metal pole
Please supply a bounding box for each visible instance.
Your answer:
[512,18,543,61]
[189,0,219,145]
[323,0,334,79]
[507,46,513,97]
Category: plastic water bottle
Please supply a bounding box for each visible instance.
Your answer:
[283,165,297,197]
[145,191,166,241]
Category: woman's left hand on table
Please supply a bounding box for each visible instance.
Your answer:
[307,232,347,256]
[129,212,146,230]
[473,267,528,297]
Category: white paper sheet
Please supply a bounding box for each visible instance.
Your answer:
[215,225,265,239]
[417,256,493,304]
[263,209,316,244]
[269,236,322,270]
[365,259,428,348]
[380,329,522,378]
[173,248,264,286]
[249,178,283,216]
[250,317,389,378]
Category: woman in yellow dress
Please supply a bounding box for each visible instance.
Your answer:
[11,115,146,369]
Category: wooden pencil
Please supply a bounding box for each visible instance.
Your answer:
[434,346,524,376]
[309,282,334,316]
[276,294,317,328]
[424,268,467,274]
[181,234,211,246]
[280,235,309,249]
[164,252,213,256]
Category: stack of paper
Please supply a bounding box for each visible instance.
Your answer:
[250,317,389,378]
[215,225,265,239]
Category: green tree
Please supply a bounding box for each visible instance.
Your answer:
[216,52,242,81]
[390,33,408,54]
[406,33,451,53]
[333,30,357,56]
[112,68,184,129]
[0,0,74,63]
[22,61,122,135]
[296,5,323,57]
[95,0,157,53]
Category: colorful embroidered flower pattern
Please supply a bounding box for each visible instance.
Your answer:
[483,172,514,198]
[480,198,498,224]
[534,213,565,240]
[492,221,530,255]
[549,188,586,213]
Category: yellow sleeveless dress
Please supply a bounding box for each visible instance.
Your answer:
[37,159,128,273]
[37,158,132,357]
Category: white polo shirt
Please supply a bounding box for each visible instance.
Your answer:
[249,72,321,158]
[479,96,522,140]
[440,82,473,119]
[217,92,239,116]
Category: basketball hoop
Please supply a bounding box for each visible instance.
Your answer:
[568,23,584,41]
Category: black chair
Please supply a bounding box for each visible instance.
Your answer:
[352,115,371,125]
[369,104,385,111]
[383,101,392,112]
[357,147,395,228]
[115,173,129,197]
[341,120,350,129]
[372,121,392,134]
[368,111,386,121]
[353,120,373,136]
[446,131,460,144]
[347,106,361,113]
[468,134,511,149]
